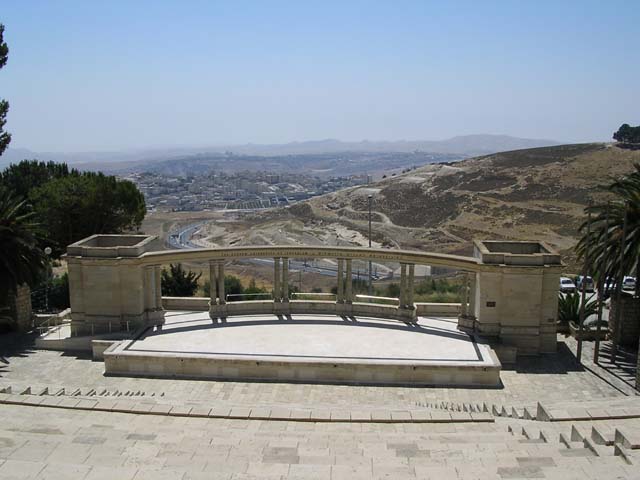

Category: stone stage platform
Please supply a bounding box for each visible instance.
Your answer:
[103,312,502,386]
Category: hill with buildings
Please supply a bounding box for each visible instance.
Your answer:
[191,143,640,271]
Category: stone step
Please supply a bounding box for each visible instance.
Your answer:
[559,447,597,458]
[521,427,548,443]
[583,436,615,457]
[571,424,589,442]
[559,432,581,448]
[615,428,640,449]
[537,401,640,422]
[592,425,616,446]
[615,444,640,465]
[0,391,495,424]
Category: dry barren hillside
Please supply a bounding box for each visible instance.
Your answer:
[187,143,640,271]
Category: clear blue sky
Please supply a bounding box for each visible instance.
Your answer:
[1,1,639,151]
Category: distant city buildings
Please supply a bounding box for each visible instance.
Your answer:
[122,170,369,212]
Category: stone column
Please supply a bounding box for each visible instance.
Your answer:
[468,272,477,319]
[282,258,289,302]
[345,259,353,303]
[273,257,281,302]
[462,274,471,316]
[399,263,407,308]
[407,264,415,309]
[336,259,344,303]
[209,260,218,305]
[144,266,154,308]
[154,265,163,311]
[217,261,226,304]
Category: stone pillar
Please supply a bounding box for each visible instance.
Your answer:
[473,240,562,356]
[336,258,344,303]
[468,272,477,319]
[407,264,415,309]
[345,259,353,304]
[273,257,281,302]
[462,274,470,317]
[399,263,407,308]
[144,266,162,322]
[144,266,154,310]
[154,265,163,311]
[217,261,226,304]
[209,260,218,304]
[282,258,289,302]
[66,234,162,335]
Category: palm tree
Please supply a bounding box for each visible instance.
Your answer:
[576,164,640,289]
[0,186,46,307]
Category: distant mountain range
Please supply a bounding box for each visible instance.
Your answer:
[0,134,561,169]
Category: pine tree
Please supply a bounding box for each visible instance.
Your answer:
[0,24,11,156]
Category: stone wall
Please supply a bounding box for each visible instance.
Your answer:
[609,293,640,348]
[8,284,33,332]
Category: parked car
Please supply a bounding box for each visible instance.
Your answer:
[623,276,636,291]
[576,275,595,293]
[559,277,577,294]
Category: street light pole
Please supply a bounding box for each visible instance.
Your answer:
[44,247,52,312]
[368,194,373,296]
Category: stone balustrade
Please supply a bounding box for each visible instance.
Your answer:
[65,234,563,355]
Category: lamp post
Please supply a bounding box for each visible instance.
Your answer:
[368,194,373,296]
[44,247,52,312]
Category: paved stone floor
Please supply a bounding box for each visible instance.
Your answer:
[134,313,484,362]
[1,335,633,411]
[0,331,639,479]
[1,404,640,479]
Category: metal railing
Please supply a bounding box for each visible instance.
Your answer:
[291,292,337,301]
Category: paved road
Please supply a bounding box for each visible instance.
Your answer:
[166,222,391,281]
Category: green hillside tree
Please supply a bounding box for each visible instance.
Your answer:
[613,124,640,144]
[0,24,11,156]
[0,161,146,256]
[0,160,74,199]
[161,264,201,297]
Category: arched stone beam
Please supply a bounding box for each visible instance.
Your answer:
[138,245,482,272]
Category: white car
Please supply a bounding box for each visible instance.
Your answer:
[559,277,576,293]
[623,276,636,291]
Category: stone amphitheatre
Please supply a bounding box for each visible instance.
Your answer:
[1,229,639,480]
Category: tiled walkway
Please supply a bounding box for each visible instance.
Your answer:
[0,334,632,412]
[0,404,639,479]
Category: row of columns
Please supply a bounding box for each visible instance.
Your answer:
[208,257,420,310]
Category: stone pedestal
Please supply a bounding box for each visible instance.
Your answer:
[66,234,163,336]
[467,240,562,356]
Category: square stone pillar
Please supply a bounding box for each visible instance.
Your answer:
[273,257,281,302]
[336,258,345,303]
[345,259,353,304]
[282,258,289,303]
[66,234,163,336]
[472,240,562,356]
